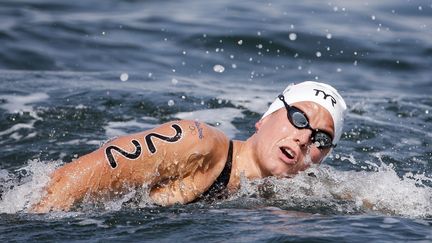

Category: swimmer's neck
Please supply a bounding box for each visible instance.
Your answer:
[229,139,264,189]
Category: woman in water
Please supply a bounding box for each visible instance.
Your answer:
[32,81,347,212]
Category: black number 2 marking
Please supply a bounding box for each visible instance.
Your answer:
[104,124,183,169]
[105,139,142,168]
[145,124,182,154]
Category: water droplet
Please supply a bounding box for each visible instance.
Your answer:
[231,63,237,69]
[337,68,342,72]
[171,78,178,85]
[326,33,332,39]
[425,110,429,114]
[213,64,225,73]
[168,100,175,106]
[316,51,322,57]
[238,40,243,45]
[418,6,423,11]
[289,33,297,41]
[120,73,129,82]
[371,15,376,20]
[257,44,263,49]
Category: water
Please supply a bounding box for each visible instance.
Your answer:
[1,0,431,241]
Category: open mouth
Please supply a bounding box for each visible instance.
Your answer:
[280,147,295,160]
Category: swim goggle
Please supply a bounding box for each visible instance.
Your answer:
[278,95,336,149]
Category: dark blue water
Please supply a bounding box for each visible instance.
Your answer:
[0,0,431,241]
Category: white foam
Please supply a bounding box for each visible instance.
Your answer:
[170,76,277,115]
[0,93,48,142]
[383,217,400,224]
[348,113,432,138]
[76,218,109,228]
[104,117,157,138]
[57,139,101,146]
[174,107,244,138]
[0,159,61,214]
[0,121,35,137]
[0,92,49,119]
[235,160,432,218]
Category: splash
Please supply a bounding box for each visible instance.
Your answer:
[1,155,430,218]
[233,159,432,218]
[0,160,60,214]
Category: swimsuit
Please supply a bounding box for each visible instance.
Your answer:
[194,140,233,202]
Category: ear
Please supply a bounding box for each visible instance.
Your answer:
[255,119,264,132]
[255,110,276,132]
[255,120,262,132]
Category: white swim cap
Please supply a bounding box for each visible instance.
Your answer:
[262,81,347,145]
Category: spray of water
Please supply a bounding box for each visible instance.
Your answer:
[233,155,432,218]
[0,155,430,218]
[0,160,60,214]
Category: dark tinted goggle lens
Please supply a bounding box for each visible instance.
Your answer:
[278,94,336,149]
[288,108,309,128]
[290,108,333,148]
[312,131,333,148]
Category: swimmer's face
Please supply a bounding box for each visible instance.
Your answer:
[253,101,334,177]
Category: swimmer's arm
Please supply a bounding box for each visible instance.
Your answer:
[149,152,225,205]
[149,123,230,205]
[31,129,162,213]
[31,153,106,212]
[331,191,374,210]
[32,120,229,212]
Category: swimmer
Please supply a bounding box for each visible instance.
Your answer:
[32,81,347,213]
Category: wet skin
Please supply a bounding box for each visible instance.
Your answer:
[32,101,335,212]
[234,101,335,179]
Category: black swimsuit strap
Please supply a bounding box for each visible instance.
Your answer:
[196,140,233,201]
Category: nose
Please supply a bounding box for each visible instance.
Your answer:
[293,128,312,148]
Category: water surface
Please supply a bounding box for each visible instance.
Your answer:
[0,0,431,242]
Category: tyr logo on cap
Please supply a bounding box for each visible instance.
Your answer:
[313,89,337,107]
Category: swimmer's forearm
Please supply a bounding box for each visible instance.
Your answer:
[32,153,108,213]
